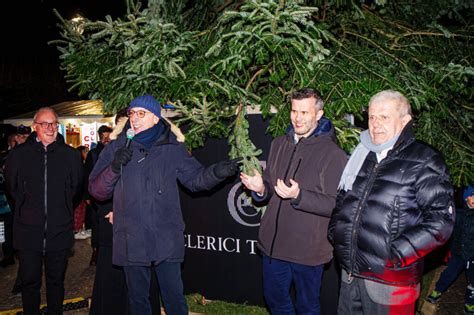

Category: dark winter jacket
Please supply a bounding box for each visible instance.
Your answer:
[451,208,474,260]
[89,120,224,266]
[255,117,347,266]
[5,132,83,252]
[328,122,455,286]
[84,142,114,246]
[84,142,105,201]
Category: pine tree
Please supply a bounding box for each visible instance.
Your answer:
[51,0,473,187]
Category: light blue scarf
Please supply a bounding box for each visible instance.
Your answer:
[338,130,399,191]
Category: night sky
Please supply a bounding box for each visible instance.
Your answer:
[0,0,130,120]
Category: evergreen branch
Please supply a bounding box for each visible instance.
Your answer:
[344,31,408,68]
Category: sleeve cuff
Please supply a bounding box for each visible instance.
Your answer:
[290,190,302,207]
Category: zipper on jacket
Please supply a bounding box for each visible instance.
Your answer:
[349,162,379,277]
[43,148,48,253]
[269,143,299,259]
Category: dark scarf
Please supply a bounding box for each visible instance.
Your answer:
[133,121,165,149]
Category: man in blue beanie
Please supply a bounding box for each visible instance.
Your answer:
[89,94,240,315]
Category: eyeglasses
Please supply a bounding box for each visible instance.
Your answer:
[35,121,59,129]
[127,110,150,119]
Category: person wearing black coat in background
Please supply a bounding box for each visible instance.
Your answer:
[87,122,130,315]
[84,125,112,266]
[5,107,83,315]
[426,185,474,315]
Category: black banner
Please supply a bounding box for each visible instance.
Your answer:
[180,115,339,312]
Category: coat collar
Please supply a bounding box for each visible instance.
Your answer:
[26,131,66,151]
[285,117,336,145]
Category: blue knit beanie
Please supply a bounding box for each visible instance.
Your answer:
[128,94,162,118]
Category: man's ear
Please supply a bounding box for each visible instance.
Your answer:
[316,110,324,121]
[402,114,412,126]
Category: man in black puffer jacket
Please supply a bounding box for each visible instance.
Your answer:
[5,107,83,315]
[328,90,455,314]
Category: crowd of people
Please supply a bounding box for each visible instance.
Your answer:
[0,89,471,315]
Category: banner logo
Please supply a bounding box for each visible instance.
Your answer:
[227,161,266,227]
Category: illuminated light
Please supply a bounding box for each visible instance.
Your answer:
[70,15,85,34]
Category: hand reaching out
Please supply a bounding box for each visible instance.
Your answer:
[240,168,265,195]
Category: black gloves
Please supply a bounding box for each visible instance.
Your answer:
[213,157,242,179]
[111,147,133,173]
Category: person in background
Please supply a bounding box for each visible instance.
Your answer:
[77,145,89,162]
[6,133,17,151]
[328,90,455,314]
[1,133,20,267]
[1,125,31,296]
[73,146,90,241]
[5,107,83,314]
[84,125,112,266]
[16,125,32,145]
[426,185,474,315]
[89,94,240,315]
[241,88,347,314]
[87,121,129,314]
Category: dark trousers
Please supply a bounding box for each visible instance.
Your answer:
[123,261,188,315]
[18,249,69,315]
[262,255,324,315]
[90,247,129,315]
[89,204,98,248]
[435,254,474,305]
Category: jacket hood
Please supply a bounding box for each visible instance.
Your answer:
[285,117,336,142]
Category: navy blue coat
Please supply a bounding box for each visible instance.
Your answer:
[89,122,222,266]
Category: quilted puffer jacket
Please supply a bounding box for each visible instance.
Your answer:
[328,122,455,286]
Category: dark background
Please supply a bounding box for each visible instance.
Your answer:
[0,0,130,120]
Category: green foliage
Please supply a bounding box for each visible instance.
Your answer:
[312,3,474,186]
[51,0,473,186]
[51,4,196,112]
[186,293,268,314]
[205,0,332,110]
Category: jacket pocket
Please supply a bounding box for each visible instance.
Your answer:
[389,196,401,240]
[387,196,401,267]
